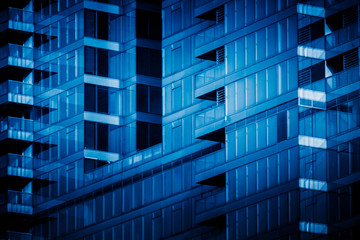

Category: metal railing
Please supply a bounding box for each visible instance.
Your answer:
[0,44,33,60]
[8,8,33,24]
[196,188,226,214]
[0,8,32,24]
[195,63,225,88]
[195,103,225,129]
[0,153,32,169]
[0,80,33,97]
[196,149,225,174]
[326,66,359,92]
[195,22,225,48]
[326,23,359,50]
[84,143,163,184]
[2,231,32,240]
[0,190,32,206]
[0,117,33,134]
[195,0,213,8]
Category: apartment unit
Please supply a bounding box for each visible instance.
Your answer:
[0,0,359,239]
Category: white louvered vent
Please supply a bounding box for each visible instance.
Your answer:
[298,26,311,45]
[216,88,225,104]
[216,7,224,23]
[216,47,225,64]
[343,7,358,26]
[298,68,311,87]
[344,49,358,69]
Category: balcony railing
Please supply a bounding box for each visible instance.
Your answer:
[326,66,359,92]
[8,8,33,24]
[0,43,33,64]
[84,143,163,185]
[196,148,225,174]
[298,0,324,7]
[0,153,33,178]
[196,188,226,214]
[195,104,225,129]
[0,8,33,24]
[0,231,32,240]
[326,23,359,50]
[0,190,32,215]
[195,63,225,88]
[195,22,225,48]
[0,80,33,105]
[0,117,33,141]
[1,190,32,206]
[195,0,212,8]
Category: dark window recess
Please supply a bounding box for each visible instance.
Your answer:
[298,20,324,45]
[85,121,96,150]
[84,158,109,172]
[136,10,162,40]
[136,121,162,150]
[197,46,225,62]
[298,61,325,87]
[277,111,287,143]
[85,84,109,113]
[85,121,109,151]
[85,10,109,40]
[136,84,161,114]
[85,47,109,77]
[136,47,162,78]
[85,84,96,112]
[197,5,224,22]
[327,6,358,32]
[327,48,358,74]
[343,7,358,26]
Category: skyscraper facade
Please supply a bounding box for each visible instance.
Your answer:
[0,0,359,239]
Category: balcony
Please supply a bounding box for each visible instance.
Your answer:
[326,66,359,92]
[195,63,225,92]
[195,22,224,49]
[196,148,225,174]
[0,8,33,34]
[0,80,33,106]
[0,154,33,180]
[0,231,32,240]
[196,188,225,214]
[84,143,163,185]
[0,117,33,143]
[326,23,359,50]
[195,0,212,8]
[0,44,33,72]
[0,190,32,215]
[195,103,225,142]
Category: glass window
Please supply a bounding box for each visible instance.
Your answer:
[268,115,277,145]
[97,86,108,113]
[85,84,95,112]
[97,123,108,151]
[85,121,95,149]
[256,121,266,151]
[247,123,256,153]
[85,47,95,75]
[277,111,287,142]
[267,65,277,99]
[171,7,181,34]
[172,85,182,112]
[246,75,255,107]
[172,125,182,151]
